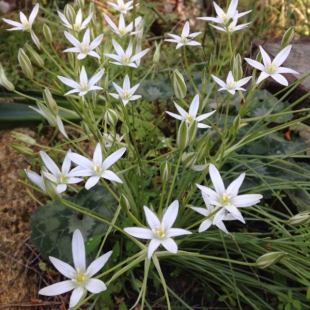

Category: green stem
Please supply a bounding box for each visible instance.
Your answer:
[166,151,182,203]
[183,46,200,95]
[152,255,171,310]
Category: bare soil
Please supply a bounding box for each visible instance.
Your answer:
[0,128,58,309]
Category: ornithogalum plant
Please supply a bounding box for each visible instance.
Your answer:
[3,0,310,309]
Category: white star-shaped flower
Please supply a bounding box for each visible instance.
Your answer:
[166,94,215,129]
[124,200,191,259]
[109,74,141,105]
[196,164,263,225]
[39,150,83,193]
[197,0,251,26]
[211,71,251,95]
[104,39,149,68]
[244,45,298,86]
[64,28,103,60]
[210,17,250,33]
[39,229,112,309]
[165,21,201,49]
[58,8,92,32]
[68,142,126,189]
[107,0,134,14]
[3,3,39,31]
[103,13,142,37]
[191,194,236,234]
[102,133,125,148]
[58,66,104,96]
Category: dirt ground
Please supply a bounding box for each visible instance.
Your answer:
[0,128,62,309]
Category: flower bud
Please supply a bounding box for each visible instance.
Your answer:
[42,175,61,200]
[11,131,36,145]
[0,65,15,91]
[64,4,76,25]
[160,161,171,182]
[104,108,118,126]
[18,48,33,80]
[256,252,287,269]
[182,152,197,168]
[43,88,58,114]
[152,41,162,64]
[120,194,130,211]
[288,212,310,226]
[187,120,197,143]
[171,69,187,99]
[233,114,241,131]
[196,138,210,162]
[30,30,40,50]
[232,54,242,81]
[24,43,44,67]
[10,143,34,156]
[43,24,53,43]
[281,27,294,49]
[177,121,188,150]
[76,0,85,9]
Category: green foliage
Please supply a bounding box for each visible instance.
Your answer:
[30,186,116,263]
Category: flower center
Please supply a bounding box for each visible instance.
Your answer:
[227,81,236,90]
[222,13,229,24]
[80,82,88,91]
[228,24,234,32]
[60,175,67,182]
[220,192,231,205]
[73,23,81,31]
[76,273,85,282]
[22,20,30,30]
[123,90,130,98]
[181,35,188,44]
[80,42,89,53]
[152,224,165,238]
[92,163,102,174]
[187,115,194,122]
[122,55,129,63]
[266,63,277,74]
[119,28,127,35]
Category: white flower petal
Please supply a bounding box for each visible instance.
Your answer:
[148,238,161,258]
[72,229,86,272]
[87,251,112,277]
[85,176,101,189]
[161,238,178,254]
[124,227,153,239]
[69,287,85,308]
[199,219,212,232]
[162,200,178,230]
[101,170,123,183]
[144,206,161,229]
[102,147,126,169]
[49,256,76,278]
[209,164,225,195]
[166,228,191,237]
[226,173,245,197]
[231,194,262,207]
[273,44,291,66]
[39,280,75,296]
[85,278,107,293]
[40,151,60,176]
